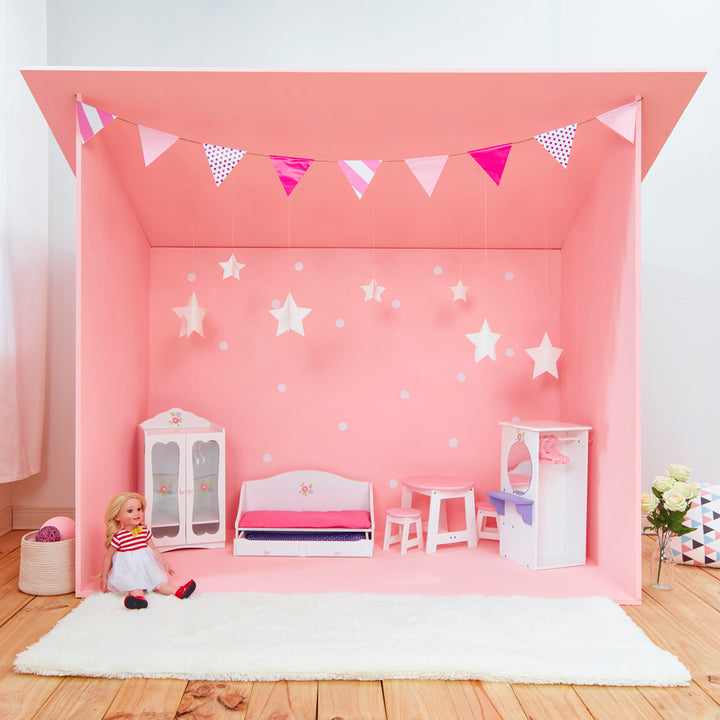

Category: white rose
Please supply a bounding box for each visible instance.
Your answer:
[673,482,693,500]
[689,482,702,499]
[653,475,675,493]
[668,464,691,483]
[663,490,688,513]
[641,492,659,513]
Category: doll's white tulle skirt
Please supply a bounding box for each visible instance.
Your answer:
[108,547,167,593]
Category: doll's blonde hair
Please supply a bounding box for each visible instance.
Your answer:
[104,492,146,547]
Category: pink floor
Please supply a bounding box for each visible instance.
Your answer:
[80,536,634,604]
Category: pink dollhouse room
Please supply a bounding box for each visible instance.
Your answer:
[21,67,704,605]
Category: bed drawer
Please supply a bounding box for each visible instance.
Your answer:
[233,532,373,558]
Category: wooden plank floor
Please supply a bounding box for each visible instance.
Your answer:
[1,530,719,720]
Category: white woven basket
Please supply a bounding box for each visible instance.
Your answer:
[18,531,75,596]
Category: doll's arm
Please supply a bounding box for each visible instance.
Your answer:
[101,546,116,592]
[148,536,175,575]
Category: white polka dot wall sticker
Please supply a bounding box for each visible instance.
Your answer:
[389,479,399,489]
[187,272,197,282]
[505,271,514,281]
[391,299,401,309]
[338,421,348,432]
[457,372,467,382]
[294,261,304,271]
[336,318,345,328]
[400,390,410,400]
[449,438,458,448]
[219,341,229,351]
[433,265,443,276]
[263,453,272,463]
[277,383,287,393]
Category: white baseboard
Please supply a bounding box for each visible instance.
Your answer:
[0,506,11,536]
[12,506,75,530]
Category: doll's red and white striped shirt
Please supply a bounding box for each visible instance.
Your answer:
[111,526,152,552]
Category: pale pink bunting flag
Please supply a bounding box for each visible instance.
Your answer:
[270,155,314,196]
[138,126,180,166]
[467,144,512,186]
[534,124,577,168]
[597,101,637,143]
[76,101,115,144]
[203,144,247,186]
[338,160,382,199]
[404,155,449,196]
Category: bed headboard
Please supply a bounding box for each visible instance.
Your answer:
[241,470,372,513]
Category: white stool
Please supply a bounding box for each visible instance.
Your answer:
[383,507,424,554]
[476,500,499,541]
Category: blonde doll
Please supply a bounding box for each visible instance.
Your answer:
[101,492,196,609]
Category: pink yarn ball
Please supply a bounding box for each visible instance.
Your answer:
[35,525,61,542]
[41,516,75,540]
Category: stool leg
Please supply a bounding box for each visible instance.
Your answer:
[383,516,393,550]
[415,517,424,550]
[400,518,411,554]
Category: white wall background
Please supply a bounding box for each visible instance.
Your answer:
[10,0,720,515]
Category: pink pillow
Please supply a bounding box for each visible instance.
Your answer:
[239,510,371,529]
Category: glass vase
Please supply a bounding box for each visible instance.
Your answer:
[650,530,675,591]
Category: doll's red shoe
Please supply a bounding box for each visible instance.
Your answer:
[175,579,196,599]
[124,594,148,610]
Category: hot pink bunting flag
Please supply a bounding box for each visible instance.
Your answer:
[338,160,382,199]
[76,101,115,144]
[404,155,449,196]
[597,101,637,143]
[468,144,512,186]
[270,155,314,196]
[535,124,577,168]
[138,125,180,166]
[203,144,247,186]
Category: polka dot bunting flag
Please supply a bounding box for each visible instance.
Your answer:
[203,143,247,186]
[534,124,577,168]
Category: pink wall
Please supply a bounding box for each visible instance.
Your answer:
[560,125,640,596]
[147,247,562,526]
[76,132,151,591]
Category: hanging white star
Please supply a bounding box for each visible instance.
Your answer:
[525,332,563,379]
[172,292,207,338]
[450,279,469,302]
[466,319,501,362]
[269,293,312,336]
[361,278,386,302]
[219,253,245,280]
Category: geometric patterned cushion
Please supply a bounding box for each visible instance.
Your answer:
[670,484,720,566]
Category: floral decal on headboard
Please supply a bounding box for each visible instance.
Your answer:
[168,410,183,427]
[299,482,313,497]
[515,430,526,443]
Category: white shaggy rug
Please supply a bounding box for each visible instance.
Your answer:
[14,592,690,686]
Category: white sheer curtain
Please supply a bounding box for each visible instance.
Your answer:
[0,0,48,482]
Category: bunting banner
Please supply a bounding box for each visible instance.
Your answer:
[597,101,637,143]
[534,124,577,168]
[76,101,115,144]
[468,143,512,186]
[338,160,382,199]
[270,155,314,196]
[204,144,247,186]
[404,155,448,196]
[138,125,180,166]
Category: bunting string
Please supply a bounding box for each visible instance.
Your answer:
[77,94,640,194]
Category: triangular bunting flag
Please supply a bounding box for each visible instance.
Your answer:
[468,144,512,186]
[597,101,637,143]
[76,101,115,144]
[138,126,180,166]
[270,155,314,196]
[203,144,247,187]
[404,155,448,196]
[338,160,382,199]
[535,124,577,168]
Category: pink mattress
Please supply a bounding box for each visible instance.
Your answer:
[238,510,371,529]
